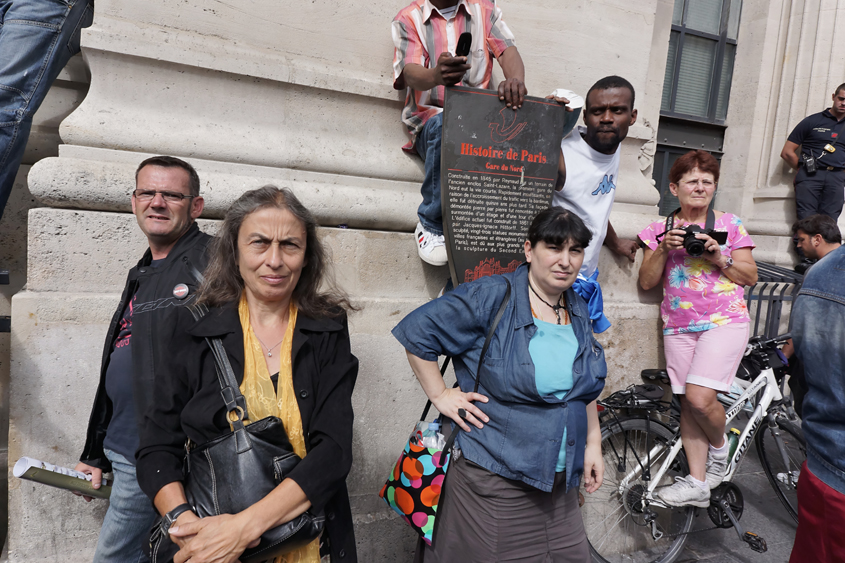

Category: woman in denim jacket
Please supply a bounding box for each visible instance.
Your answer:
[392,208,607,562]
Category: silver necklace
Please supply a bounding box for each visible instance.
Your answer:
[253,331,285,357]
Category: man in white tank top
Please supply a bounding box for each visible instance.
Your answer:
[549,76,640,331]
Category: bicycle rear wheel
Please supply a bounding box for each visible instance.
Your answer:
[582,416,694,563]
[755,416,805,524]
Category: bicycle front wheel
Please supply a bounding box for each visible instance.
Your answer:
[582,417,694,563]
[756,416,806,524]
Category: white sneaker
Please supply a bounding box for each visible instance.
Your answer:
[656,475,711,508]
[706,446,729,489]
[414,223,447,266]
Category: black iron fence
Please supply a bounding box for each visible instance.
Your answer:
[745,262,803,339]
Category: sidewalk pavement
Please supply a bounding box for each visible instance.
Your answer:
[675,426,798,563]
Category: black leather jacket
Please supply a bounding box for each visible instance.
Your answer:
[136,302,359,563]
[79,223,211,471]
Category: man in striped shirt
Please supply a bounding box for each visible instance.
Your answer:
[392,0,527,266]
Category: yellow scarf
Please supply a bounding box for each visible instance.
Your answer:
[239,295,320,563]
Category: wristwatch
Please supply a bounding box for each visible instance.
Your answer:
[163,503,193,534]
[723,256,734,268]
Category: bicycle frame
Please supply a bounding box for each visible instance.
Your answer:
[616,366,783,500]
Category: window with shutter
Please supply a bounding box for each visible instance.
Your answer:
[652,0,742,215]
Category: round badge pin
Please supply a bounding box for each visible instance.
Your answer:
[173,283,190,299]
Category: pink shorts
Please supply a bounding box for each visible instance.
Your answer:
[663,322,750,394]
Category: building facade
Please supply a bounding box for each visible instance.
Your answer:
[2,0,843,559]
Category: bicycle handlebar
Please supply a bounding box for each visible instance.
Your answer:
[747,333,791,351]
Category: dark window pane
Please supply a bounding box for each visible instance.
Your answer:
[653,150,666,194]
[685,0,724,34]
[716,43,736,120]
[674,35,718,117]
[672,0,684,26]
[661,31,681,111]
[658,152,683,216]
[727,0,742,40]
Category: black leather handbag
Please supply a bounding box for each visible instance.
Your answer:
[146,304,324,563]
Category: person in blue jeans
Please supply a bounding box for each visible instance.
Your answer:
[0,0,94,222]
[391,0,527,266]
[788,244,845,563]
[75,156,210,562]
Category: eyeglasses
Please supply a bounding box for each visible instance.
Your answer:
[133,189,197,203]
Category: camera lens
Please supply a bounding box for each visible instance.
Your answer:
[684,234,705,256]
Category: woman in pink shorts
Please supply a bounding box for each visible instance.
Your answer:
[638,150,758,508]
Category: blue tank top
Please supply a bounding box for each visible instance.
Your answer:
[529,317,578,472]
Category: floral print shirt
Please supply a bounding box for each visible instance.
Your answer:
[638,213,755,335]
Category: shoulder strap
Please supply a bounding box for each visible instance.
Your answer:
[418,279,512,422]
[666,209,678,232]
[667,207,715,230]
[187,304,253,454]
[420,358,452,421]
[472,278,511,394]
[432,279,511,467]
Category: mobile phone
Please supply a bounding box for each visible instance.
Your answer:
[455,32,472,58]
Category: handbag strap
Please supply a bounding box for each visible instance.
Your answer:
[418,278,512,421]
[188,303,253,454]
[419,357,452,421]
[471,278,511,395]
[427,279,512,467]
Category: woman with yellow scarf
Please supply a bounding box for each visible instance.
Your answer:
[136,186,358,563]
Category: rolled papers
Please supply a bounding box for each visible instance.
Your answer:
[13,456,112,499]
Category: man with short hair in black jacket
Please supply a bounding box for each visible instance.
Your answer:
[75,155,211,562]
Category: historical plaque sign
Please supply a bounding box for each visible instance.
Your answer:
[441,86,581,286]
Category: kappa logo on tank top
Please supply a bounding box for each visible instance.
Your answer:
[591,174,616,196]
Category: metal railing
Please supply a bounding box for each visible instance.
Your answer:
[744,261,803,340]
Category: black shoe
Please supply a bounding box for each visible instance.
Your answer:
[794,258,816,275]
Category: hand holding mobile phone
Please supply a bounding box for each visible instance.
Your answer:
[455,32,472,58]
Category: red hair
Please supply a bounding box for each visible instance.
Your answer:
[669,150,720,185]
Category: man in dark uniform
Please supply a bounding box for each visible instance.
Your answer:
[780,84,845,270]
[781,84,845,221]
[73,156,211,562]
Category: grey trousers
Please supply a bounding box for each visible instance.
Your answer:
[416,455,589,563]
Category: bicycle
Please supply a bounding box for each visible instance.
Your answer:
[581,333,806,563]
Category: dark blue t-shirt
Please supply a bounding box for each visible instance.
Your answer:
[787,109,845,168]
[103,258,163,464]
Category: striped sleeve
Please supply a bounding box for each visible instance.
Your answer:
[392,15,427,89]
[486,1,516,58]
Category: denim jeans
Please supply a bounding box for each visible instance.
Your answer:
[414,112,443,236]
[0,0,93,222]
[93,449,157,563]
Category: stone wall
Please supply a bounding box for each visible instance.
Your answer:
[3,0,840,560]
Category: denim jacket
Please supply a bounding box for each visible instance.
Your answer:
[792,245,845,495]
[392,263,607,492]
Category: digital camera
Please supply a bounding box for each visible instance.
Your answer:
[679,225,728,256]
